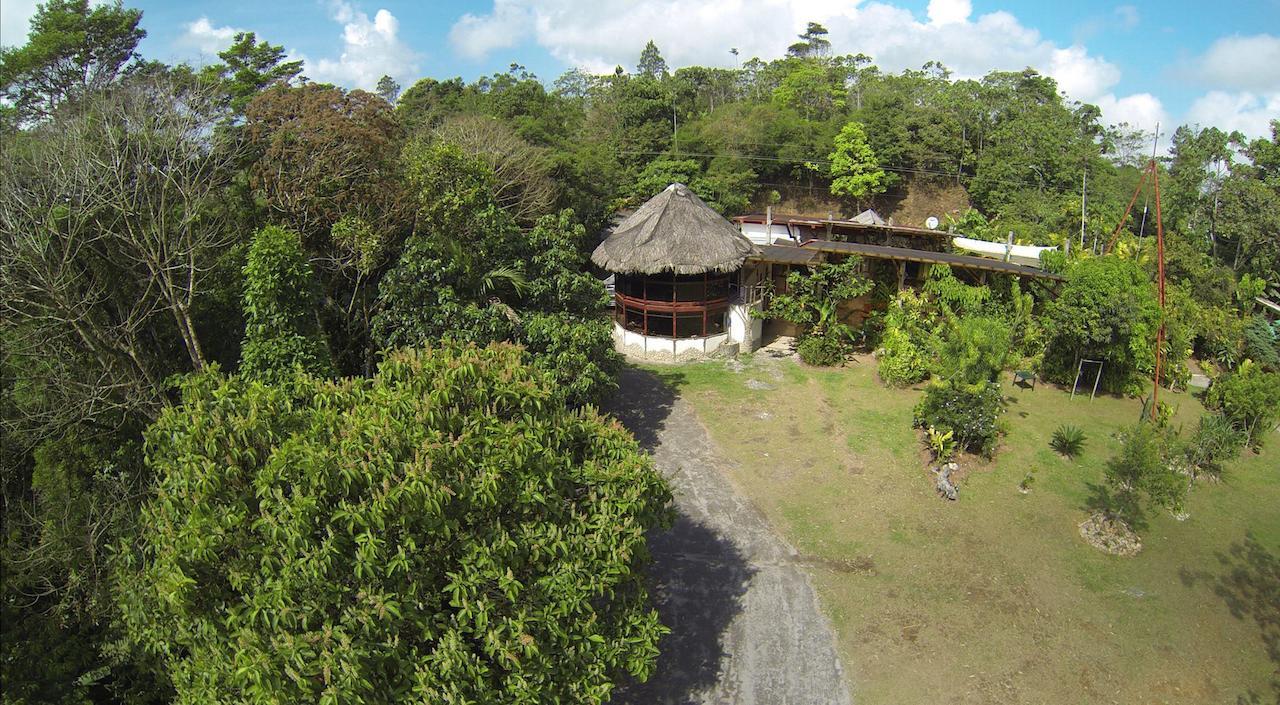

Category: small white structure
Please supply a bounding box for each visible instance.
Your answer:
[592,184,762,362]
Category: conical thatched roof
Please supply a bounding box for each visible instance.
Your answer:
[591,183,755,275]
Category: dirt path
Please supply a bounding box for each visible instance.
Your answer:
[606,366,853,705]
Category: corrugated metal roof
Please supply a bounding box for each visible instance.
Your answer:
[733,212,945,238]
[798,240,1066,281]
[749,244,825,266]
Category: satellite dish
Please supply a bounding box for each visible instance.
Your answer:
[925,216,940,230]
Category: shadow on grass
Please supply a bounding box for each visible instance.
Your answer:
[1179,533,1280,703]
[1080,482,1150,533]
[613,512,755,704]
[603,365,755,703]
[602,365,685,451]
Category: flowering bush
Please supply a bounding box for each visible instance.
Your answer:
[913,381,1005,457]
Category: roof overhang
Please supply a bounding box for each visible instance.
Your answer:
[797,239,1066,281]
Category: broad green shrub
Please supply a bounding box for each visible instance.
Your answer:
[797,333,849,366]
[1041,256,1160,394]
[913,381,1004,457]
[1103,422,1187,524]
[521,313,621,407]
[937,315,1012,385]
[877,326,931,386]
[240,225,334,382]
[119,344,672,704]
[875,289,936,386]
[1243,315,1280,371]
[1183,413,1247,479]
[1205,360,1280,449]
[1050,425,1086,458]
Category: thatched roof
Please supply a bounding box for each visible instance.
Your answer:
[591,183,755,275]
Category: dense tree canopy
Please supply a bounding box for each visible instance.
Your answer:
[120,345,672,704]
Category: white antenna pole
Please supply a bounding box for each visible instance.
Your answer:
[1080,169,1087,248]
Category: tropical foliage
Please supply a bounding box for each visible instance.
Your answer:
[3,3,1280,700]
[119,345,671,704]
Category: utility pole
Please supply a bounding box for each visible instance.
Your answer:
[672,105,678,154]
[1080,169,1087,248]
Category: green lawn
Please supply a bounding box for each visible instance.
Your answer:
[647,354,1280,705]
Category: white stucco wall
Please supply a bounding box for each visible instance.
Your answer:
[613,322,733,362]
[728,303,761,352]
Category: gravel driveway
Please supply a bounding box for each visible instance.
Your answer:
[606,366,853,705]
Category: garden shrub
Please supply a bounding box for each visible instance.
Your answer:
[1205,360,1280,449]
[1040,256,1160,394]
[797,333,849,366]
[1242,315,1279,371]
[937,315,1012,385]
[759,259,872,367]
[875,289,936,386]
[119,344,672,704]
[1183,413,1247,479]
[1102,422,1187,525]
[1050,425,1086,458]
[876,326,930,386]
[913,381,1004,457]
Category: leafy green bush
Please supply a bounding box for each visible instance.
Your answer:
[797,333,849,366]
[913,381,1004,457]
[1183,413,1247,479]
[521,313,621,407]
[876,327,930,385]
[875,289,935,386]
[937,315,1012,385]
[1102,422,1187,524]
[1205,360,1280,449]
[1040,256,1160,393]
[1050,425,1086,458]
[1242,315,1279,371]
[120,345,672,703]
[240,225,334,382]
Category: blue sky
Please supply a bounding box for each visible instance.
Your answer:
[3,0,1277,138]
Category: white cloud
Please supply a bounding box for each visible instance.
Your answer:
[1186,91,1280,139]
[926,0,970,26]
[449,0,1160,128]
[177,17,244,57]
[309,1,420,90]
[1094,93,1167,131]
[450,0,533,60]
[1183,34,1280,93]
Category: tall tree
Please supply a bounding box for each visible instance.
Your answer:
[0,0,145,123]
[199,31,303,115]
[786,22,831,58]
[375,73,400,103]
[1,76,238,414]
[825,120,887,204]
[636,39,668,79]
[245,83,406,237]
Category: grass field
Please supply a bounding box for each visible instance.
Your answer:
[647,353,1280,705]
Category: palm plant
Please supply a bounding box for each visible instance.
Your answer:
[1050,424,1086,458]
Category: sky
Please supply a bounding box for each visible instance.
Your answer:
[3,0,1278,141]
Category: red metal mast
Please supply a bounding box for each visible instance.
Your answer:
[1151,160,1167,421]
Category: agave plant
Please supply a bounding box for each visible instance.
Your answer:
[1050,425,1086,458]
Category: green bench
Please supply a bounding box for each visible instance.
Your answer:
[1013,370,1036,389]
